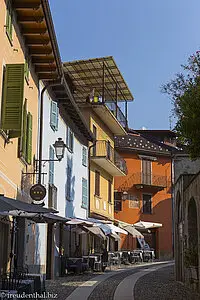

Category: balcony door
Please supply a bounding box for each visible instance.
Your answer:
[142,160,151,185]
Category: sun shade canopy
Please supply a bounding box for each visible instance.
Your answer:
[66,218,94,226]
[134,221,162,229]
[82,225,106,240]
[122,225,144,238]
[63,56,134,103]
[0,195,56,214]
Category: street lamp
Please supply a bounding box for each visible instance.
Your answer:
[53,138,66,161]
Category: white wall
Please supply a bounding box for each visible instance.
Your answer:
[31,84,89,273]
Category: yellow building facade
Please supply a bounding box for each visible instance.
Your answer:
[63,57,134,222]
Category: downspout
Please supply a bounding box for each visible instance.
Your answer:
[87,141,96,218]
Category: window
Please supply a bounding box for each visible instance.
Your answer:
[82,146,87,166]
[66,160,72,200]
[66,126,74,152]
[142,194,152,214]
[1,64,25,138]
[107,141,111,160]
[6,1,13,43]
[49,146,54,185]
[114,191,122,211]
[18,100,33,164]
[108,179,112,203]
[142,160,152,185]
[82,178,88,209]
[95,170,100,196]
[50,100,58,131]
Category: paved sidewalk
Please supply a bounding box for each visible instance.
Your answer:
[134,264,200,300]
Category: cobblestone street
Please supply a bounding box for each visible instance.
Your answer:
[45,262,200,300]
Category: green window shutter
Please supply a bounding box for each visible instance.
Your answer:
[26,113,32,164]
[82,178,88,208]
[82,147,87,166]
[18,99,27,159]
[6,3,13,42]
[24,59,29,82]
[49,146,54,184]
[1,64,24,136]
[56,106,59,131]
[50,101,58,131]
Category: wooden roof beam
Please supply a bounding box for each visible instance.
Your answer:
[29,47,52,55]
[13,1,41,9]
[38,73,59,80]
[32,56,55,64]
[22,28,47,35]
[25,37,50,46]
[35,65,57,72]
[18,15,44,23]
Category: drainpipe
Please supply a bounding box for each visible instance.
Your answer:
[87,141,96,218]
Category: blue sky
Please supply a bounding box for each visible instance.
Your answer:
[49,0,200,130]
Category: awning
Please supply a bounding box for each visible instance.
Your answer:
[134,221,162,229]
[29,213,69,223]
[0,195,57,215]
[66,218,94,226]
[82,226,106,240]
[106,223,128,235]
[110,232,121,241]
[123,225,144,238]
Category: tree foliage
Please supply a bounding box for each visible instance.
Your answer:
[162,51,200,159]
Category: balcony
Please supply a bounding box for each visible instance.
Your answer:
[87,98,128,135]
[91,140,127,176]
[120,172,167,192]
[132,172,167,191]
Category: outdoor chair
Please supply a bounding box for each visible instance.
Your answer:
[81,257,89,272]
[66,258,82,274]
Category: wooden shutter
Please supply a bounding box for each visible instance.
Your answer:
[82,147,87,166]
[1,64,24,136]
[50,101,58,131]
[18,99,27,159]
[49,146,54,184]
[26,113,32,164]
[95,171,100,196]
[142,160,152,184]
[6,2,13,41]
[82,178,88,208]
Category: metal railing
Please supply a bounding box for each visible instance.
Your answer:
[88,97,127,128]
[91,140,127,174]
[119,172,167,191]
[105,102,127,128]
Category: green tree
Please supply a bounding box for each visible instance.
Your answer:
[162,51,200,159]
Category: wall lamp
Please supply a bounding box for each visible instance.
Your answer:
[35,138,66,167]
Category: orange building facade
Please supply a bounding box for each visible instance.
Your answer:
[114,130,176,259]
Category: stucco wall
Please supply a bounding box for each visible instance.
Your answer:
[0,0,38,199]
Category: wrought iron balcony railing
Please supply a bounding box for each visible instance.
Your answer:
[88,97,128,128]
[119,172,167,191]
[91,140,128,175]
